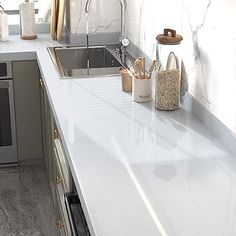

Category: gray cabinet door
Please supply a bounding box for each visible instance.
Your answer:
[40,82,53,170]
[13,61,43,161]
[39,77,58,202]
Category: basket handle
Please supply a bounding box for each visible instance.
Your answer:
[164,29,176,37]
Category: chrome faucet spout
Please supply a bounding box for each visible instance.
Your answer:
[85,0,127,41]
[119,0,127,40]
[85,0,92,13]
[118,0,129,67]
[85,0,129,66]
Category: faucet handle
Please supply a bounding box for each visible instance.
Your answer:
[115,48,120,54]
[121,38,129,47]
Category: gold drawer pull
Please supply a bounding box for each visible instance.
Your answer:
[57,221,64,230]
[56,176,62,185]
[39,78,44,88]
[54,129,59,139]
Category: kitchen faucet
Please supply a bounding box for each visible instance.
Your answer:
[85,0,129,66]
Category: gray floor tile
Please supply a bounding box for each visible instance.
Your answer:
[0,163,59,236]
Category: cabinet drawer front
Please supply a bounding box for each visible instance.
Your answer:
[55,188,72,236]
[54,190,66,236]
[54,153,72,236]
[53,146,67,193]
[54,137,72,192]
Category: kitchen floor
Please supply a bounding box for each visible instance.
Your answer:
[0,162,59,236]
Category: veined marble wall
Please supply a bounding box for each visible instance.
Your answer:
[69,0,120,34]
[69,0,236,134]
[182,0,236,134]
[125,0,236,134]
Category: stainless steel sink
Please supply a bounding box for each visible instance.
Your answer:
[48,45,124,78]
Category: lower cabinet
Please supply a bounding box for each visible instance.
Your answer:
[40,78,72,236]
[13,60,43,161]
[40,77,91,236]
[53,134,73,235]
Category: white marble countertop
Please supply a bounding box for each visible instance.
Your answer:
[1,34,236,236]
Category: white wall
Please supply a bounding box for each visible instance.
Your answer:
[125,0,236,134]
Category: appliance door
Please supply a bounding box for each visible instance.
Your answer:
[0,80,18,164]
[64,193,90,236]
[0,62,12,79]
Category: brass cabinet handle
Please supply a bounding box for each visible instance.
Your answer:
[39,78,44,88]
[56,221,64,230]
[56,176,62,185]
[54,129,59,139]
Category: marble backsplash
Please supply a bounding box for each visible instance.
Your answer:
[69,0,120,34]
[69,0,236,135]
[181,0,236,134]
[125,0,236,134]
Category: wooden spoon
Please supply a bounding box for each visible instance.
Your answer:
[134,57,143,79]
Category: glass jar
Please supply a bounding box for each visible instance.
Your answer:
[155,28,183,111]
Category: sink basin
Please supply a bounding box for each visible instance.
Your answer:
[48,45,124,78]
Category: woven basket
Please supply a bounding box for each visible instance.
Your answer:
[155,69,180,110]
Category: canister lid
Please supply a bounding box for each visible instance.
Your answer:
[156,29,183,45]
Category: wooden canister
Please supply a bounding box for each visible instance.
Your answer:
[120,68,132,92]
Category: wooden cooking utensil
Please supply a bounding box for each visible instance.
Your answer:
[50,0,59,40]
[134,57,143,79]
[143,57,145,79]
[149,60,157,76]
[56,0,65,41]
